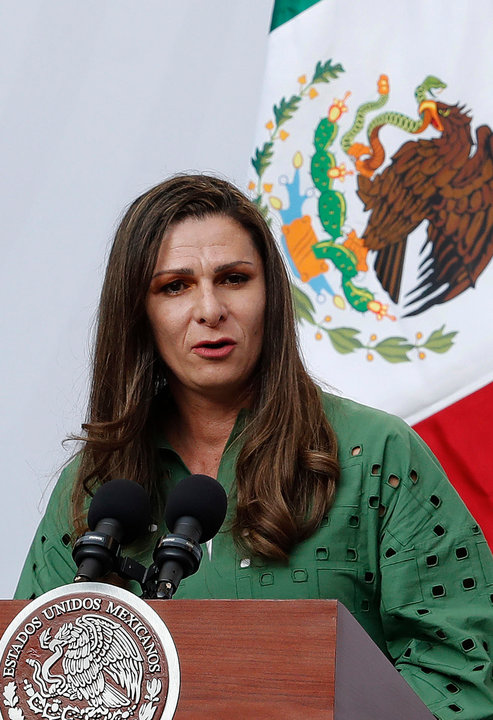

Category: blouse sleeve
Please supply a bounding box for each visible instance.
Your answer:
[377,419,493,720]
[14,464,78,599]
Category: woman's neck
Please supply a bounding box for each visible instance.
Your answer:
[164,389,245,477]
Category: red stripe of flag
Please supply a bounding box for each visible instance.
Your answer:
[413,382,493,550]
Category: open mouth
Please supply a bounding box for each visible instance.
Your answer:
[199,341,230,349]
[193,340,236,358]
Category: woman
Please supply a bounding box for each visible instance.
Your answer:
[16,174,493,718]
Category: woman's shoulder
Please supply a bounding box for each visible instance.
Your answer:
[14,457,81,598]
[320,390,412,443]
[45,456,81,516]
[320,390,445,480]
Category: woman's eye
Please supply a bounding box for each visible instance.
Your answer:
[223,273,248,286]
[161,279,187,295]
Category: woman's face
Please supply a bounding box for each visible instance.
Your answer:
[146,214,266,403]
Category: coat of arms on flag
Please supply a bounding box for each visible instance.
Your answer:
[249,0,493,547]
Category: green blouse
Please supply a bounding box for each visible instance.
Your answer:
[15,394,493,719]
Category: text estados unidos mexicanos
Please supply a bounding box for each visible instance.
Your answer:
[2,596,162,677]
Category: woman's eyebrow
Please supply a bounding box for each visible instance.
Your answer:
[214,260,254,272]
[151,267,193,279]
[152,260,254,280]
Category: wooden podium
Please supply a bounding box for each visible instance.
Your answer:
[0,598,434,719]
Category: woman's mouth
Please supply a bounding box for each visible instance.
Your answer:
[192,340,237,359]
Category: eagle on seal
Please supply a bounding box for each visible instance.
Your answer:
[27,614,144,712]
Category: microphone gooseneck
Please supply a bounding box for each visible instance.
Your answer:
[152,474,227,599]
[72,478,151,582]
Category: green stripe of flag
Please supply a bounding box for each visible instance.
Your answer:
[270,0,323,31]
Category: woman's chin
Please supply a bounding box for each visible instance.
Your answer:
[168,373,252,406]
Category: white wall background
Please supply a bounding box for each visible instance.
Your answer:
[0,1,274,598]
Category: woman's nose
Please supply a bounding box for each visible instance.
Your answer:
[194,285,227,326]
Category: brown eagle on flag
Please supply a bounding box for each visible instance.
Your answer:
[357,100,493,316]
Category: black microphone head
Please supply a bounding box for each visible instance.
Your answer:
[165,474,227,543]
[87,479,151,544]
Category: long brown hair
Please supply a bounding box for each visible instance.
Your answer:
[73,174,339,560]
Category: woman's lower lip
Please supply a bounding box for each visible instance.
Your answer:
[192,344,236,358]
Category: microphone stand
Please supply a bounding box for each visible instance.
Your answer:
[73,529,150,590]
[143,517,203,599]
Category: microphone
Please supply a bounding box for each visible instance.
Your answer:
[72,478,151,582]
[152,474,227,599]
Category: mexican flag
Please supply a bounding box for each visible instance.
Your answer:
[249,0,493,546]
